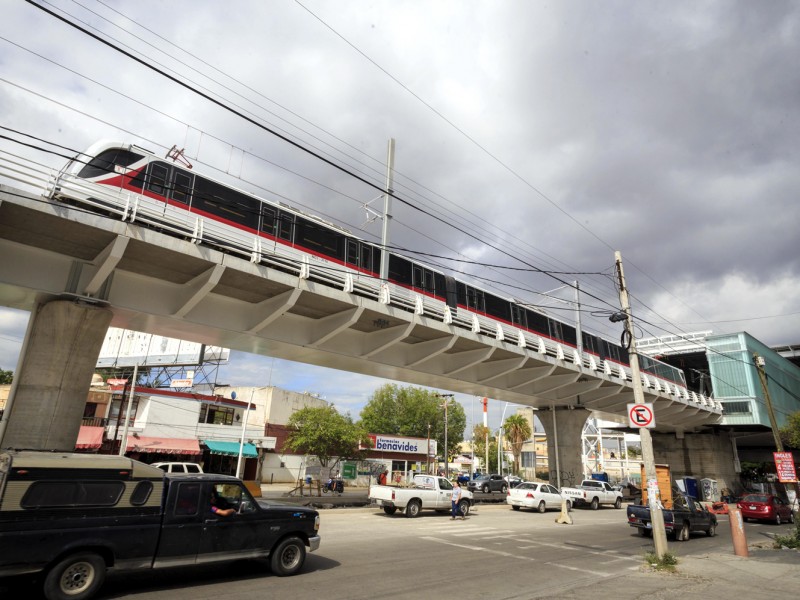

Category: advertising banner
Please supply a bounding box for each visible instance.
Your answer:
[774,452,798,483]
[366,434,436,456]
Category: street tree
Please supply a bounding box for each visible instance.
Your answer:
[0,369,13,384]
[503,413,531,474]
[360,384,466,467]
[284,405,371,474]
[780,411,800,448]
[472,425,500,473]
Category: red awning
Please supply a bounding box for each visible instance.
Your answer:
[126,436,201,455]
[76,425,104,450]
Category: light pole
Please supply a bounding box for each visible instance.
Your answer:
[234,389,254,480]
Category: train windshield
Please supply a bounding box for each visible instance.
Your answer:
[77,148,144,179]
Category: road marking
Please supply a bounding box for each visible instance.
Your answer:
[420,536,613,577]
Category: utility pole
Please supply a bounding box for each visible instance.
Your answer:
[437,393,454,477]
[118,363,138,456]
[753,353,799,509]
[379,138,395,281]
[615,251,669,559]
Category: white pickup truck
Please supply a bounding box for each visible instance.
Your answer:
[369,474,473,518]
[560,480,624,510]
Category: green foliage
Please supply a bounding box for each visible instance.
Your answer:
[503,413,532,473]
[643,550,678,572]
[773,520,800,549]
[0,369,13,384]
[471,424,499,472]
[285,405,370,468]
[626,445,642,458]
[779,411,800,449]
[359,384,466,462]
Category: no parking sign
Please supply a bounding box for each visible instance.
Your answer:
[627,403,656,429]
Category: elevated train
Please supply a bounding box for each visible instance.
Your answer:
[51,141,686,390]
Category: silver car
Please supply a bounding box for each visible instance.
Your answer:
[506,482,566,513]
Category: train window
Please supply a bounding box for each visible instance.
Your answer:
[466,286,485,312]
[171,169,193,204]
[484,293,511,322]
[346,238,359,265]
[295,218,344,260]
[412,265,423,290]
[582,333,597,354]
[511,304,527,328]
[277,212,294,241]
[421,270,433,294]
[561,324,577,346]
[260,206,277,237]
[389,254,412,284]
[146,163,170,196]
[456,282,467,306]
[77,149,144,179]
[525,309,549,336]
[433,273,446,299]
[359,243,373,272]
[193,177,258,229]
[548,319,563,341]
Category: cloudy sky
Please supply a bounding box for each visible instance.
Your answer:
[1,1,798,431]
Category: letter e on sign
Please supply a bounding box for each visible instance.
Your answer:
[627,403,655,429]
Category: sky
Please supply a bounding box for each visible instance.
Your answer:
[1,1,799,433]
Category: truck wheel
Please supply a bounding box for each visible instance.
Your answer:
[458,500,470,517]
[590,497,599,510]
[537,501,546,514]
[405,500,422,518]
[501,484,508,494]
[675,521,690,541]
[614,497,622,509]
[270,536,306,576]
[638,528,652,537]
[566,500,572,512]
[383,506,397,515]
[43,552,106,600]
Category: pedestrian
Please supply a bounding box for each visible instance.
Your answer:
[378,469,388,486]
[451,480,464,520]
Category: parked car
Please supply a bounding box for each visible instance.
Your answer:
[504,475,523,488]
[737,494,795,524]
[152,461,203,474]
[507,482,565,513]
[467,474,507,494]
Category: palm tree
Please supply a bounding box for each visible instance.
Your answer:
[503,413,532,474]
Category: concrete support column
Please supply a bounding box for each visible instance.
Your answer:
[0,299,113,451]
[541,406,590,488]
[650,430,738,499]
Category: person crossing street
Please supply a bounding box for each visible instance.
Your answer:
[451,480,464,520]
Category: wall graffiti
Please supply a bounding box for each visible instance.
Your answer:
[550,469,578,488]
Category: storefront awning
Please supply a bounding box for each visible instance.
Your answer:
[126,436,202,455]
[76,425,104,450]
[203,439,258,458]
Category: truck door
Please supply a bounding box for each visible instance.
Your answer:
[198,482,274,562]
[437,478,454,509]
[154,480,203,567]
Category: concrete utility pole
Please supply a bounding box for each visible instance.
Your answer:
[614,251,669,559]
[379,139,395,281]
[437,393,454,477]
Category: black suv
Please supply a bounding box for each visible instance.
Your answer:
[467,473,507,494]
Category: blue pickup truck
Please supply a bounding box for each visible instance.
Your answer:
[627,493,717,540]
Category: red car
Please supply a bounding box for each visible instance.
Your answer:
[737,494,795,524]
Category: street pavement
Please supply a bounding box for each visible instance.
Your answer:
[259,482,800,599]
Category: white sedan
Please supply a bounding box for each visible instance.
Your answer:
[506,482,566,513]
